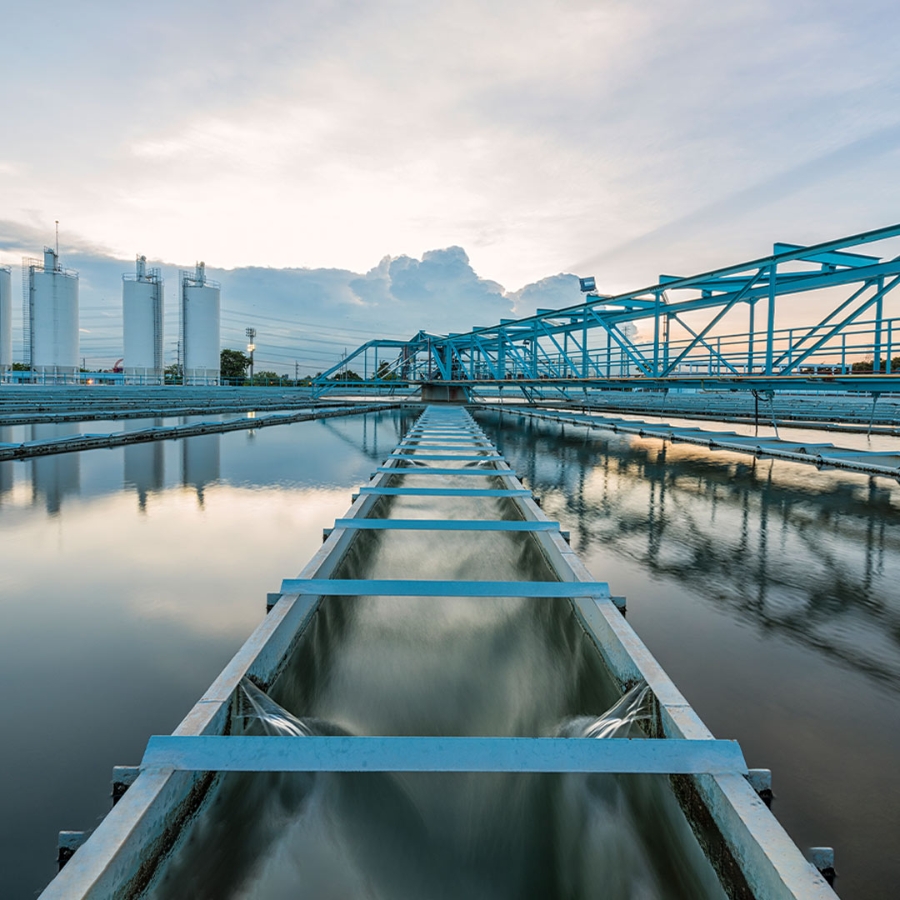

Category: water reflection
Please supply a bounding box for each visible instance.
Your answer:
[480,411,900,692]
[182,433,221,505]
[124,419,165,510]
[321,408,421,462]
[0,410,413,900]
[0,426,12,498]
[30,423,81,514]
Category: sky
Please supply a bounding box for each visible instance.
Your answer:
[2,0,900,372]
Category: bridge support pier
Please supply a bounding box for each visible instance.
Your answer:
[421,382,470,402]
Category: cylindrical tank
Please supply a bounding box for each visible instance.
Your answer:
[30,248,79,382]
[123,256,164,384]
[181,262,220,385]
[0,266,11,377]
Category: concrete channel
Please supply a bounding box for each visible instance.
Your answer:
[0,402,403,461]
[490,406,900,480]
[40,406,836,899]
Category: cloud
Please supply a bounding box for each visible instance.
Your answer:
[509,274,581,318]
[573,121,900,282]
[4,0,900,292]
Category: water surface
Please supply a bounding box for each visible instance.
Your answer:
[2,406,898,897]
[0,411,414,898]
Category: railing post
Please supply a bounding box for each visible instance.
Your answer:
[747,300,755,373]
[874,280,884,372]
[888,320,893,373]
[582,316,589,378]
[663,314,670,373]
[653,291,660,376]
[765,263,776,374]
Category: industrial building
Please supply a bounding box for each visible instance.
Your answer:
[23,248,79,384]
[180,262,220,385]
[122,255,163,384]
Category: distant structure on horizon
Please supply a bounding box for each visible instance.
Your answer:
[23,248,79,383]
[180,262,220,385]
[0,266,11,376]
[123,255,164,384]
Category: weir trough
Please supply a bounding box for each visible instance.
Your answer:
[500,406,900,479]
[0,402,398,461]
[40,406,836,900]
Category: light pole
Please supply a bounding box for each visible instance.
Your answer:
[246,327,256,384]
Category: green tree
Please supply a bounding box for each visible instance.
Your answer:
[252,370,283,385]
[376,361,397,380]
[849,357,900,373]
[220,349,250,382]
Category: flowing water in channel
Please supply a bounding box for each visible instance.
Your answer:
[142,438,726,899]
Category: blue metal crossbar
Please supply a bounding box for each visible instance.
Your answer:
[359,487,531,497]
[403,438,492,444]
[332,519,558,532]
[377,466,514,475]
[140,735,748,774]
[279,578,610,598]
[407,434,484,440]
[389,454,503,461]
[395,443,494,452]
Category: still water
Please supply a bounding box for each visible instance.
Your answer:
[0,407,898,897]
[0,412,412,898]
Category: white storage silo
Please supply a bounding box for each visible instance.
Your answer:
[123,255,164,384]
[181,262,220,385]
[26,248,79,383]
[0,266,11,378]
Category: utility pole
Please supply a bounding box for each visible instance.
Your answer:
[294,360,299,383]
[246,327,256,384]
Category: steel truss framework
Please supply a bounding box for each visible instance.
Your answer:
[313,224,900,399]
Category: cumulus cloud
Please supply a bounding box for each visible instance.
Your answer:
[509,273,581,318]
[349,247,509,332]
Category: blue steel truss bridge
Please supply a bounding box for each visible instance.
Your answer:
[312,224,900,407]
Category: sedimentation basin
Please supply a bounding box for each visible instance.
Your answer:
[37,406,835,900]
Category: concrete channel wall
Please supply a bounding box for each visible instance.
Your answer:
[0,403,407,461]
[489,406,900,479]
